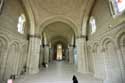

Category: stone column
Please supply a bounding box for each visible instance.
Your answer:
[74,47,78,65]
[27,35,41,74]
[49,48,53,63]
[76,36,88,73]
[43,45,49,64]
[65,48,69,61]
[69,45,74,64]
[39,45,43,67]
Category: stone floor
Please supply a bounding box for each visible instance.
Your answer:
[14,61,103,83]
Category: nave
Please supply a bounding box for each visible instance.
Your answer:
[0,0,125,83]
[14,61,103,83]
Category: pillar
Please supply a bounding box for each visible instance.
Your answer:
[43,45,49,64]
[27,35,41,74]
[74,47,78,65]
[39,45,43,68]
[49,48,53,62]
[42,32,49,64]
[69,45,74,64]
[76,36,88,73]
[65,48,69,61]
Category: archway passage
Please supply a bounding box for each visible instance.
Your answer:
[56,44,63,60]
[39,21,76,67]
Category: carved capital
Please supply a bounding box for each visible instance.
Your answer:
[76,35,87,39]
[28,34,41,38]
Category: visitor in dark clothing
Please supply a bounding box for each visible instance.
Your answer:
[72,75,78,83]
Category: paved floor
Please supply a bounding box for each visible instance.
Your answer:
[14,61,103,83]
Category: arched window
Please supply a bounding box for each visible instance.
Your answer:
[109,0,125,17]
[89,16,96,34]
[17,14,26,34]
[0,0,4,14]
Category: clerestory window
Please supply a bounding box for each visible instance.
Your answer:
[17,14,26,34]
[109,0,125,17]
[89,16,96,34]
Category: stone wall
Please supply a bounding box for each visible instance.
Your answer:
[0,0,28,82]
[87,0,125,83]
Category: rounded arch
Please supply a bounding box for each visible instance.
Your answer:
[0,35,9,50]
[9,40,21,49]
[101,36,123,83]
[20,0,36,35]
[101,36,115,49]
[39,16,79,37]
[116,31,125,46]
[51,39,68,49]
[4,41,20,79]
[51,36,68,45]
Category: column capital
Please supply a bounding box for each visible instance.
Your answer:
[76,35,87,39]
[28,34,41,38]
[43,44,49,47]
[69,44,75,47]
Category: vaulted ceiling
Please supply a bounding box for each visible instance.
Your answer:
[28,0,89,29]
[27,0,94,47]
[37,0,84,14]
[43,22,74,45]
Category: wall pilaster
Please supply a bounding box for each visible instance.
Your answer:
[69,45,74,64]
[43,45,49,64]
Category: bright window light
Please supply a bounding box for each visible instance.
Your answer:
[58,45,62,49]
[17,14,26,34]
[90,16,96,34]
[115,0,125,12]
[57,44,62,60]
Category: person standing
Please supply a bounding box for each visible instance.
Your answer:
[7,75,13,83]
[72,75,78,83]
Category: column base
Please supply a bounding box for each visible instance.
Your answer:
[77,66,88,74]
[29,68,39,74]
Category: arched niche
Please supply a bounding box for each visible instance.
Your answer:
[4,41,20,79]
[0,35,8,80]
[116,31,125,83]
[93,42,105,79]
[18,44,27,75]
[117,32,125,64]
[0,36,8,66]
[87,45,94,73]
[102,38,122,83]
